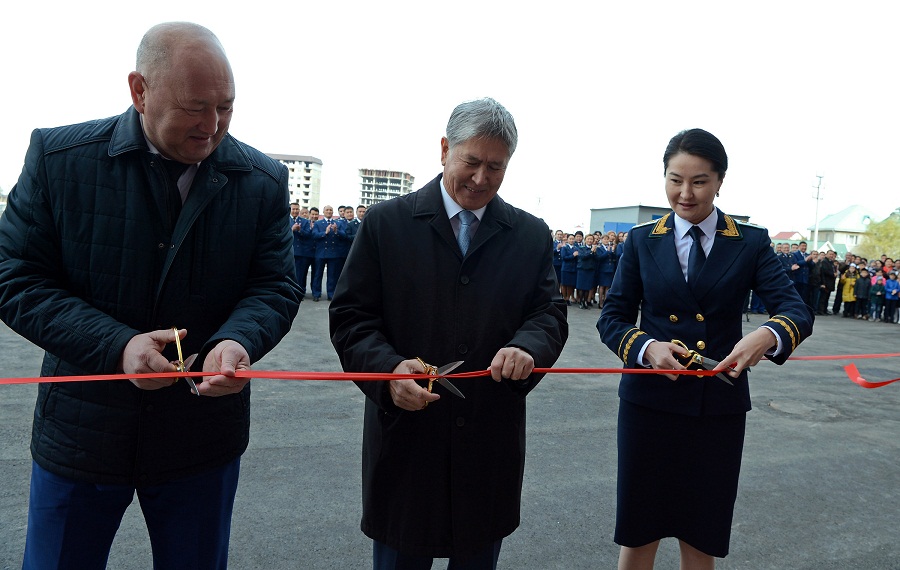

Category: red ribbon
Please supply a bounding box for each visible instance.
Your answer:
[1,356,899,388]
[0,367,714,386]
[842,364,900,389]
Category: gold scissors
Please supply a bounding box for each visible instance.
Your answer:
[672,339,735,386]
[416,358,466,399]
[172,328,199,395]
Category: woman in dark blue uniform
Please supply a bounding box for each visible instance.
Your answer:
[559,233,579,305]
[575,233,598,309]
[596,129,813,569]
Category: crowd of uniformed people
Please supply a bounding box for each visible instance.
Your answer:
[289,204,366,302]
[553,229,627,310]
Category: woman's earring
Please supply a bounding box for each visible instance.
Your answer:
[716,191,720,197]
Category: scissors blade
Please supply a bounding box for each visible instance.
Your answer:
[182,354,199,395]
[435,361,465,398]
[700,357,734,386]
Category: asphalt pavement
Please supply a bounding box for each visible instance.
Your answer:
[1,296,898,569]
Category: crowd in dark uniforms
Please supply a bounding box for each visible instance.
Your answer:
[763,241,900,323]
[290,204,366,302]
[553,229,628,310]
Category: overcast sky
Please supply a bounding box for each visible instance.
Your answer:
[2,1,898,235]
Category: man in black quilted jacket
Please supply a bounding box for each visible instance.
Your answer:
[0,22,300,569]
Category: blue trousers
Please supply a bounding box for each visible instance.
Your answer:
[294,255,315,296]
[23,458,240,570]
[312,256,345,299]
[373,539,502,570]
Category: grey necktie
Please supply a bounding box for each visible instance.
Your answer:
[687,225,706,289]
[457,210,476,255]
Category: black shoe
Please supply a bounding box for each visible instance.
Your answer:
[327,297,332,301]
[313,296,320,302]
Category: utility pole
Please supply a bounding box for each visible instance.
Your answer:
[812,173,824,249]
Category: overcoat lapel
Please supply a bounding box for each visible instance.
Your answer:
[413,175,511,260]
[467,196,511,257]
[413,177,464,258]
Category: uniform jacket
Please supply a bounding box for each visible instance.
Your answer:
[560,243,578,273]
[597,210,812,416]
[791,249,812,284]
[329,174,568,557]
[596,243,618,276]
[290,215,303,256]
[575,244,597,272]
[313,217,345,259]
[338,217,358,252]
[293,216,317,258]
[0,107,301,486]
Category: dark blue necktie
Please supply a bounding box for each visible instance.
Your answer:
[457,210,476,255]
[688,225,706,289]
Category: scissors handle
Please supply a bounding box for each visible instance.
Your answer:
[416,357,439,393]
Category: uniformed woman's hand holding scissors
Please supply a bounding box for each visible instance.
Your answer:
[644,327,778,381]
[713,327,778,379]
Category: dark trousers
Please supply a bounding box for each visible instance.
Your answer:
[294,255,315,296]
[832,290,843,314]
[312,257,345,299]
[23,458,240,570]
[373,540,502,570]
[818,288,834,314]
[843,300,856,317]
[885,299,898,323]
[794,282,810,311]
[808,286,822,315]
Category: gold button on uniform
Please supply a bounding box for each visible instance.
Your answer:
[695,313,705,322]
[696,341,706,350]
[669,315,678,323]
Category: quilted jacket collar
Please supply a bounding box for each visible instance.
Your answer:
[107,107,253,172]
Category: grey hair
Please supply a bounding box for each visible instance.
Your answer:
[136,22,224,80]
[445,98,518,157]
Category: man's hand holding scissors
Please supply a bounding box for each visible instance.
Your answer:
[390,359,441,411]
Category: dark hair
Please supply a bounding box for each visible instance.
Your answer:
[310,207,319,213]
[574,230,584,237]
[663,128,728,179]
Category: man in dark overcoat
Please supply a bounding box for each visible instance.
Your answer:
[329,98,568,569]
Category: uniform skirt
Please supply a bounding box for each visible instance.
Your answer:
[576,268,595,291]
[615,399,746,558]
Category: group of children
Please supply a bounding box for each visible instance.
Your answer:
[838,264,900,322]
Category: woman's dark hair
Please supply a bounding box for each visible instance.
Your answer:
[663,128,728,180]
